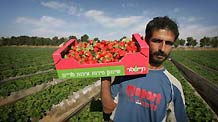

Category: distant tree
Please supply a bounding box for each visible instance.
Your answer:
[11,36,17,45]
[93,37,100,42]
[33,36,42,45]
[59,37,67,45]
[69,35,77,40]
[186,37,192,47]
[52,36,59,41]
[200,37,210,47]
[174,39,180,48]
[22,36,29,45]
[0,37,3,46]
[29,36,35,45]
[52,36,59,45]
[179,39,186,46]
[210,36,218,48]
[186,37,197,47]
[80,34,89,42]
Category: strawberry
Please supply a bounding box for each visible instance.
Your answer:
[89,40,94,45]
[64,38,138,64]
[85,51,92,57]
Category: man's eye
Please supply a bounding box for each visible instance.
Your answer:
[165,41,174,46]
[151,39,162,43]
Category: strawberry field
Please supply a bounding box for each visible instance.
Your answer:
[171,50,218,86]
[0,46,217,122]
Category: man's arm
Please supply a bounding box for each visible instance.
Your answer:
[101,77,117,113]
[173,88,188,122]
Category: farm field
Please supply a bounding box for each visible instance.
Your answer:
[0,46,217,122]
[0,47,99,122]
[171,50,218,86]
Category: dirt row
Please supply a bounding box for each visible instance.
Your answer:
[40,80,101,122]
[0,69,54,85]
[170,58,218,115]
[0,78,65,106]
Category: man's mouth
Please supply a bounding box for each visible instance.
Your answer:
[153,51,167,59]
[157,55,165,57]
[156,55,165,59]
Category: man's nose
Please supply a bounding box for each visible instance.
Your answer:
[159,41,166,52]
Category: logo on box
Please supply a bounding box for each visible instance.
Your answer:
[127,65,146,73]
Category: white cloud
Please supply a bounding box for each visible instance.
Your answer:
[32,27,74,37]
[180,24,218,40]
[85,10,104,17]
[15,16,78,37]
[41,1,82,16]
[16,16,66,28]
[130,22,146,34]
[84,10,144,28]
[16,17,37,25]
[41,1,67,10]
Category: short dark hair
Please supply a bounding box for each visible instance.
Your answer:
[145,16,179,41]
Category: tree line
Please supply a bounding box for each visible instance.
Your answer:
[0,34,91,46]
[174,36,218,48]
[0,34,218,48]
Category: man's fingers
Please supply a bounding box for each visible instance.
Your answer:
[101,77,111,82]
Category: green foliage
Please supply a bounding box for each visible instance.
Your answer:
[173,39,180,48]
[0,71,57,97]
[200,37,210,47]
[179,39,186,46]
[0,47,56,80]
[69,35,77,40]
[186,37,197,47]
[173,39,186,48]
[210,36,218,48]
[80,34,89,42]
[0,35,69,46]
[70,103,103,122]
[171,50,218,85]
[93,37,100,42]
[0,78,98,122]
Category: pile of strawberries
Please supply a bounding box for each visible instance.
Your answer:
[64,38,138,64]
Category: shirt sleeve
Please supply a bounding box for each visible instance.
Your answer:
[111,76,123,99]
[173,87,188,122]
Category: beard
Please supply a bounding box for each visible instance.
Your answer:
[149,50,169,67]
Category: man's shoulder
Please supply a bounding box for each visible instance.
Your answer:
[163,69,182,88]
[163,69,186,103]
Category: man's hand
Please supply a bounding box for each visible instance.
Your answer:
[101,77,112,82]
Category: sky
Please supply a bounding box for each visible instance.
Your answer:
[0,0,218,41]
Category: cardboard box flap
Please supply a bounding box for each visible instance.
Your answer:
[52,39,77,64]
[132,33,149,57]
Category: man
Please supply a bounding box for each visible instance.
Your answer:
[101,16,187,122]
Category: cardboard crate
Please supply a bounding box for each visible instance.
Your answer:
[52,33,149,79]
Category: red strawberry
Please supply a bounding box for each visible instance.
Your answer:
[89,40,94,45]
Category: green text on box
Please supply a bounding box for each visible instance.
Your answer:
[57,66,125,78]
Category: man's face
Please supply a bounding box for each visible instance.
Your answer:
[148,29,175,66]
